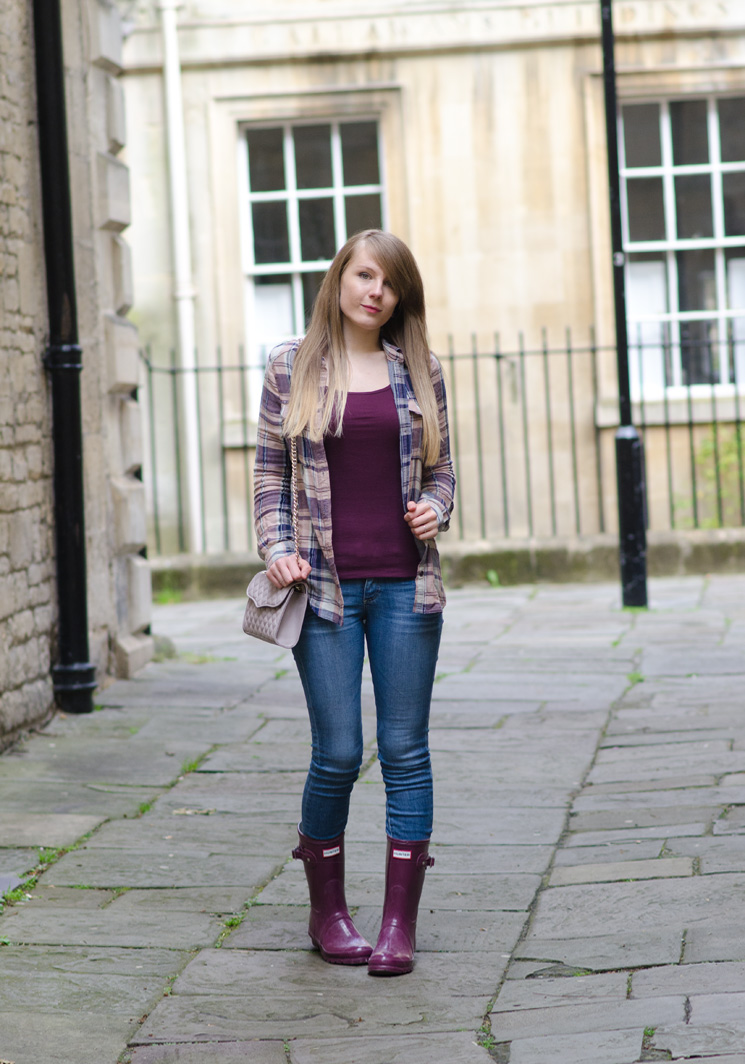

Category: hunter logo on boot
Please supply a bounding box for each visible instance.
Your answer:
[322,845,341,858]
[392,848,412,859]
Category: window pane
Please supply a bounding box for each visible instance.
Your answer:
[726,257,745,386]
[730,316,745,386]
[677,248,716,312]
[254,275,294,339]
[298,198,336,261]
[718,98,745,163]
[345,194,382,237]
[341,122,380,185]
[680,320,719,386]
[301,271,326,327]
[247,128,285,192]
[294,125,332,189]
[626,255,669,393]
[252,202,290,264]
[626,177,665,241]
[675,174,713,239]
[623,104,661,168]
[723,172,745,237]
[671,100,709,165]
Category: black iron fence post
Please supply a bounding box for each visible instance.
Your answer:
[600,0,648,607]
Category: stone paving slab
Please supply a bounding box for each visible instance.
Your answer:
[529,874,745,940]
[562,822,709,847]
[608,708,745,732]
[95,661,277,709]
[0,946,181,1012]
[549,856,694,886]
[568,805,720,832]
[587,751,745,784]
[0,812,104,848]
[81,814,298,853]
[128,1043,288,1064]
[503,1028,644,1064]
[199,743,311,773]
[134,951,507,1043]
[573,784,745,809]
[649,1024,745,1058]
[288,1032,496,1063]
[492,970,628,1011]
[491,995,685,1039]
[0,941,183,979]
[631,961,745,997]
[0,848,38,878]
[0,780,163,817]
[0,1012,138,1064]
[0,739,209,786]
[684,923,745,963]
[553,839,665,865]
[515,930,685,970]
[45,848,284,889]
[583,774,719,793]
[1,903,224,949]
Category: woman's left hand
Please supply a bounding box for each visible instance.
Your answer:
[404,500,439,541]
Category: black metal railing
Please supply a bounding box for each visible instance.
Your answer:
[139,331,745,556]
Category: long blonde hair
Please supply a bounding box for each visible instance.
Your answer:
[282,229,442,467]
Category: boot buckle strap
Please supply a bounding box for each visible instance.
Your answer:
[292,844,316,864]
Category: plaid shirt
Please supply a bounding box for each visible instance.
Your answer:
[254,338,455,625]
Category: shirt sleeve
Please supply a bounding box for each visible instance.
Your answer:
[420,355,456,532]
[253,348,296,565]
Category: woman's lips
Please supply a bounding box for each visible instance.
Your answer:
[362,304,381,313]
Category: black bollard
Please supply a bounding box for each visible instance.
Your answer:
[616,426,648,607]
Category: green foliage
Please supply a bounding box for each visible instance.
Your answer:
[154,572,184,605]
[675,425,745,529]
[486,569,500,587]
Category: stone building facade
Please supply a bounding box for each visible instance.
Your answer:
[0,0,152,746]
[118,1,745,554]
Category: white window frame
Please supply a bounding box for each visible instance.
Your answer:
[238,117,388,378]
[619,94,745,399]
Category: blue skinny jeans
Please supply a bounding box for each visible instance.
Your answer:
[292,578,443,842]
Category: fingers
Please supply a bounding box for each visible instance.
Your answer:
[266,555,310,588]
[404,501,439,541]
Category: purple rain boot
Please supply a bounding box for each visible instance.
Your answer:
[368,836,434,976]
[292,827,373,965]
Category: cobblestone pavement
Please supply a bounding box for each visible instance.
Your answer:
[1,575,745,1064]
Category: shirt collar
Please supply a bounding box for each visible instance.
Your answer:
[383,338,404,362]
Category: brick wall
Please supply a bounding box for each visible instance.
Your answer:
[0,0,152,747]
[0,1,57,743]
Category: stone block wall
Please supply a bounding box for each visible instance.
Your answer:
[0,0,57,743]
[0,0,152,748]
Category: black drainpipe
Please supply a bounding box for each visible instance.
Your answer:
[32,0,97,713]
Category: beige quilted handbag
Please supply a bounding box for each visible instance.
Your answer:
[243,437,308,648]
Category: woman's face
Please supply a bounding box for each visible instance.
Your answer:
[339,246,398,335]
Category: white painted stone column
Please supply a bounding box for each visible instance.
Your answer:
[158,0,203,553]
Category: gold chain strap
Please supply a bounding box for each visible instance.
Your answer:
[290,437,300,566]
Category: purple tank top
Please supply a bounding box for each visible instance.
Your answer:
[324,386,421,579]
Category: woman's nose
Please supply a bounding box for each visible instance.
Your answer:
[368,278,383,298]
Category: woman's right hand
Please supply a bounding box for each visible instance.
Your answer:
[266,554,312,589]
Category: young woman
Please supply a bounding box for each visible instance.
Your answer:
[254,229,455,976]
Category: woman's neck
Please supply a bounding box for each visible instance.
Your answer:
[341,318,383,357]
